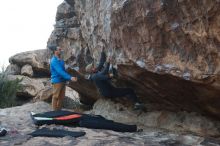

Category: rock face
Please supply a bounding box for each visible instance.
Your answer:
[7,75,46,98]
[110,0,220,79]
[21,64,34,77]
[54,0,220,79]
[9,49,50,77]
[47,0,220,120]
[5,64,21,75]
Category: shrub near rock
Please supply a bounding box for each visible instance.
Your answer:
[0,68,22,108]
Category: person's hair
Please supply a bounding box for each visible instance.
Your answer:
[48,45,57,53]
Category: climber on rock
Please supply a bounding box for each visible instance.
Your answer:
[85,47,144,110]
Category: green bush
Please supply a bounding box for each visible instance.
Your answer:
[0,68,22,108]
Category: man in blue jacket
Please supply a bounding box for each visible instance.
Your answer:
[85,49,144,110]
[49,45,77,110]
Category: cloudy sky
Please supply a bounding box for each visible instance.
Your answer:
[0,0,63,66]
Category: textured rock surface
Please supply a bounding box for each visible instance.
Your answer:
[35,86,53,101]
[1,102,220,146]
[21,64,34,77]
[91,99,220,137]
[5,64,21,75]
[110,0,220,79]
[9,49,50,77]
[7,75,46,98]
[46,0,220,120]
[35,86,81,110]
[63,86,81,109]
[66,68,100,105]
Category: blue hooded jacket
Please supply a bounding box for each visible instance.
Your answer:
[50,56,72,84]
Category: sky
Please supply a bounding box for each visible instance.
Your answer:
[0,0,63,66]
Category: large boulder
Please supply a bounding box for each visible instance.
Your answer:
[5,64,21,75]
[21,64,34,77]
[9,49,50,77]
[7,75,45,98]
[116,64,220,119]
[47,0,220,121]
